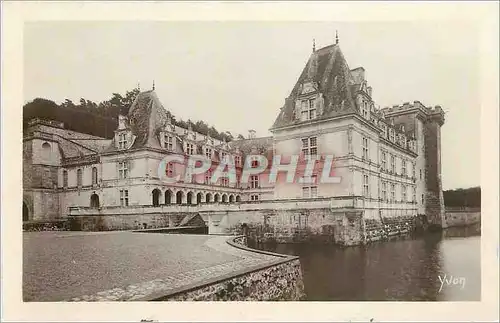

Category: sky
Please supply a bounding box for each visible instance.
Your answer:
[24,21,480,190]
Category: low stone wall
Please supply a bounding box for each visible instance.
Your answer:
[23,219,70,232]
[68,213,186,231]
[152,236,305,301]
[443,208,481,228]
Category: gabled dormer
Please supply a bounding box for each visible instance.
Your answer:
[202,133,215,160]
[294,81,325,122]
[115,115,134,150]
[160,114,177,152]
[217,138,231,162]
[182,122,196,155]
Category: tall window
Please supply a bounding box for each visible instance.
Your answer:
[381,151,387,170]
[402,159,407,177]
[301,137,317,158]
[92,167,98,185]
[164,135,173,150]
[390,183,395,202]
[77,169,83,187]
[120,189,129,206]
[390,155,396,173]
[420,169,422,180]
[402,185,407,202]
[118,133,128,149]
[205,148,212,159]
[412,186,416,203]
[381,181,387,201]
[204,170,212,184]
[250,175,259,189]
[390,129,395,142]
[185,143,194,155]
[301,98,316,121]
[412,163,416,178]
[421,194,424,204]
[63,170,68,188]
[118,161,128,179]
[234,155,241,167]
[363,174,369,197]
[362,137,369,160]
[166,162,173,177]
[220,151,227,161]
[302,175,318,198]
[220,177,229,187]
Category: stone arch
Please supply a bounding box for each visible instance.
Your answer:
[236,195,241,202]
[152,188,161,206]
[196,192,202,204]
[164,190,172,205]
[205,192,212,203]
[222,194,228,203]
[187,191,194,205]
[214,193,220,203]
[90,193,100,208]
[176,191,183,204]
[229,195,234,203]
[23,201,29,222]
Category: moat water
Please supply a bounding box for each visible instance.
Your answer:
[249,223,481,301]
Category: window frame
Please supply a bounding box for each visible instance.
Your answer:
[164,134,174,151]
[76,168,83,187]
[301,98,317,121]
[301,136,317,158]
[362,137,369,160]
[118,161,129,179]
[120,189,129,206]
[118,133,128,150]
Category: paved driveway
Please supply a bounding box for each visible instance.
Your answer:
[23,231,278,301]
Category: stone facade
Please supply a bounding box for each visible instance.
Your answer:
[23,39,445,239]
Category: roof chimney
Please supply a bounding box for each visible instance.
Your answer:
[248,129,256,139]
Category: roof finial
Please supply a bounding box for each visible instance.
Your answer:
[335,30,339,45]
[137,82,140,91]
[152,80,155,90]
[313,38,316,52]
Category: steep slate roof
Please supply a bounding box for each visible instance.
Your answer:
[271,44,359,130]
[127,90,170,149]
[229,136,274,161]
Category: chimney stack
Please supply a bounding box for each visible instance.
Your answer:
[248,129,256,139]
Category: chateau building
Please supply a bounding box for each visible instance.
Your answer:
[23,39,445,231]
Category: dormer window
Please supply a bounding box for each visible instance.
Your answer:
[164,134,174,151]
[205,147,212,159]
[301,98,316,121]
[118,133,128,149]
[185,142,194,155]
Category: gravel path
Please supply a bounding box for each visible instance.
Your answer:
[23,231,278,301]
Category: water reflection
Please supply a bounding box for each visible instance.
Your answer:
[250,224,481,301]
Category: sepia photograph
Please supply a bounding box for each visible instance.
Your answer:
[2,1,499,322]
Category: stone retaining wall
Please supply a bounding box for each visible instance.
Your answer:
[152,236,305,301]
[443,209,481,228]
[211,208,416,246]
